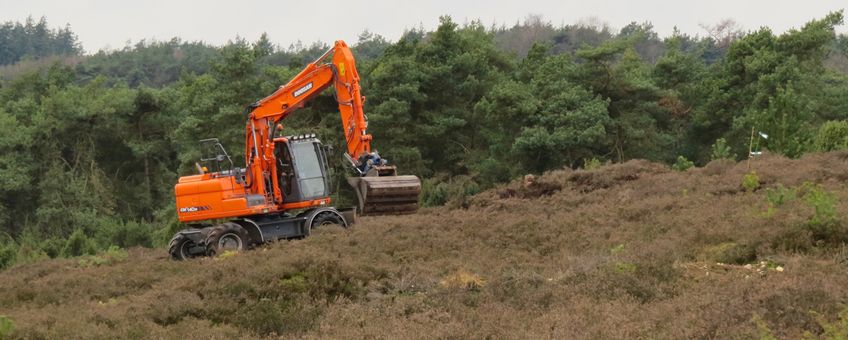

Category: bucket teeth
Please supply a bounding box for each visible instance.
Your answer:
[348,175,421,215]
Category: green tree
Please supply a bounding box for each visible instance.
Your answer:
[0,16,82,65]
[0,110,33,233]
[710,138,734,160]
[253,33,275,59]
[352,30,391,61]
[366,16,513,177]
[511,53,610,172]
[693,11,845,159]
[653,32,708,160]
[575,39,672,162]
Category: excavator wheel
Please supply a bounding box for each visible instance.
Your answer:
[168,233,196,261]
[311,212,344,229]
[205,222,249,256]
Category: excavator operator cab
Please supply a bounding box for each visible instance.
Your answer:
[274,134,332,203]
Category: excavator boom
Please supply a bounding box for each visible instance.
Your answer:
[245,40,420,215]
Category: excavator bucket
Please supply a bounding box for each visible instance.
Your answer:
[347,166,421,215]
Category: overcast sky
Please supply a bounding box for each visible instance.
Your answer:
[2,0,846,53]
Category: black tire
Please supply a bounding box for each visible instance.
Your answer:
[311,212,344,229]
[168,233,196,261]
[205,222,248,256]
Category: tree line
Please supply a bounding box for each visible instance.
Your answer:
[0,12,847,269]
[0,16,81,66]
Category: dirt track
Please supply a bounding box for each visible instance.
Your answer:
[3,152,848,338]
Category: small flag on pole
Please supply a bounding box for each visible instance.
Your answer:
[759,132,769,139]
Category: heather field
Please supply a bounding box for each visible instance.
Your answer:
[3,152,848,339]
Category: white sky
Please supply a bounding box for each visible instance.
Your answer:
[2,0,846,53]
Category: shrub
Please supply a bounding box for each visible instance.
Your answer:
[473,158,513,187]
[0,315,14,338]
[420,176,480,208]
[77,246,129,267]
[764,184,796,216]
[671,156,694,171]
[420,178,449,207]
[799,182,843,243]
[235,298,321,336]
[700,242,757,265]
[583,157,602,170]
[98,220,155,249]
[613,262,637,273]
[773,183,846,248]
[39,237,65,258]
[0,242,16,271]
[766,184,796,207]
[752,313,777,340]
[440,269,486,291]
[61,229,98,258]
[710,138,734,160]
[153,205,182,247]
[809,306,848,339]
[742,171,760,192]
[815,120,848,152]
[12,228,51,264]
[801,183,839,228]
[14,243,48,266]
[225,261,366,336]
[279,274,309,293]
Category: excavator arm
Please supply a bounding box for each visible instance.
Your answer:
[244,40,420,215]
[248,40,371,159]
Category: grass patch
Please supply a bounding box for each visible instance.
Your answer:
[700,242,758,265]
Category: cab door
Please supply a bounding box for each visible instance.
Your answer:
[277,139,331,203]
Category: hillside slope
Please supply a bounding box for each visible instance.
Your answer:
[3,152,848,339]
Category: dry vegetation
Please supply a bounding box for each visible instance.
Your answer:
[4,152,848,339]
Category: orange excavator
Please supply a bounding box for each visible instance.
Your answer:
[168,40,421,260]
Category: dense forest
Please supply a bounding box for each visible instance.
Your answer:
[0,12,847,269]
